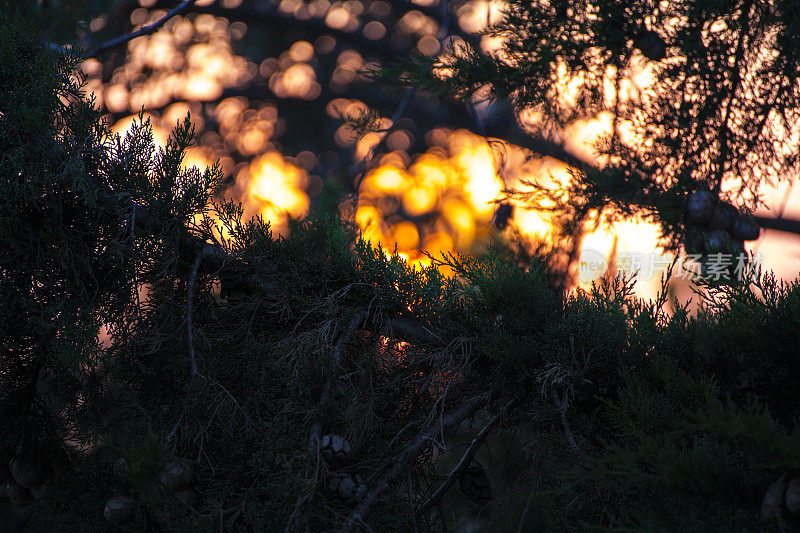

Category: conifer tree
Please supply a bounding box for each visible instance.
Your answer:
[377,0,800,280]
[1,2,800,532]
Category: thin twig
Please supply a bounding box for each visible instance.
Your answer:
[165,407,187,446]
[345,394,487,529]
[350,0,458,199]
[352,87,418,195]
[187,248,203,376]
[383,0,482,51]
[387,420,422,449]
[387,315,444,343]
[551,390,582,454]
[289,307,368,531]
[754,214,800,236]
[775,174,797,221]
[407,471,419,533]
[306,306,368,454]
[516,453,542,533]
[165,246,206,445]
[85,0,198,58]
[712,0,753,192]
[419,399,514,514]
[44,136,272,300]
[468,101,487,138]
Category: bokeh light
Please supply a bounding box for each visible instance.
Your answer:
[77,0,800,302]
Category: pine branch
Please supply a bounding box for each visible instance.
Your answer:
[418,398,514,514]
[387,315,444,344]
[186,248,204,377]
[479,113,800,241]
[551,390,582,455]
[350,87,418,195]
[289,307,368,531]
[753,215,800,236]
[516,452,542,533]
[713,0,753,191]
[349,0,457,198]
[305,307,368,464]
[43,136,272,296]
[165,247,207,445]
[84,0,198,59]
[345,394,487,529]
[383,0,483,52]
[150,0,399,60]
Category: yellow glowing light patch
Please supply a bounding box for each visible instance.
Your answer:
[392,221,420,250]
[453,136,503,217]
[367,166,407,194]
[402,185,437,216]
[441,199,475,245]
[238,152,310,234]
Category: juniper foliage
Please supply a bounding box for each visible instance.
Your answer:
[1,8,800,533]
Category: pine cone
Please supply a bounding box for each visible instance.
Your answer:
[326,473,367,505]
[220,275,250,302]
[6,480,33,508]
[113,458,130,480]
[348,479,368,506]
[327,472,347,495]
[683,225,704,255]
[159,459,195,491]
[9,455,45,489]
[175,487,197,507]
[104,495,135,526]
[761,475,786,521]
[703,229,730,254]
[29,479,50,500]
[786,477,800,515]
[320,434,351,463]
[730,214,761,241]
[458,462,492,506]
[687,190,716,225]
[708,203,736,230]
[492,202,514,230]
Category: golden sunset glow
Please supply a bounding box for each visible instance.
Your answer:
[237,152,310,234]
[82,0,800,300]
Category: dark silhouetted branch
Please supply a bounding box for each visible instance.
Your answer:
[754,215,800,236]
[418,398,513,514]
[551,390,582,454]
[345,394,486,529]
[290,307,368,531]
[86,0,198,58]
[186,248,204,377]
[150,0,400,60]
[482,114,800,241]
[516,453,542,533]
[384,0,484,53]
